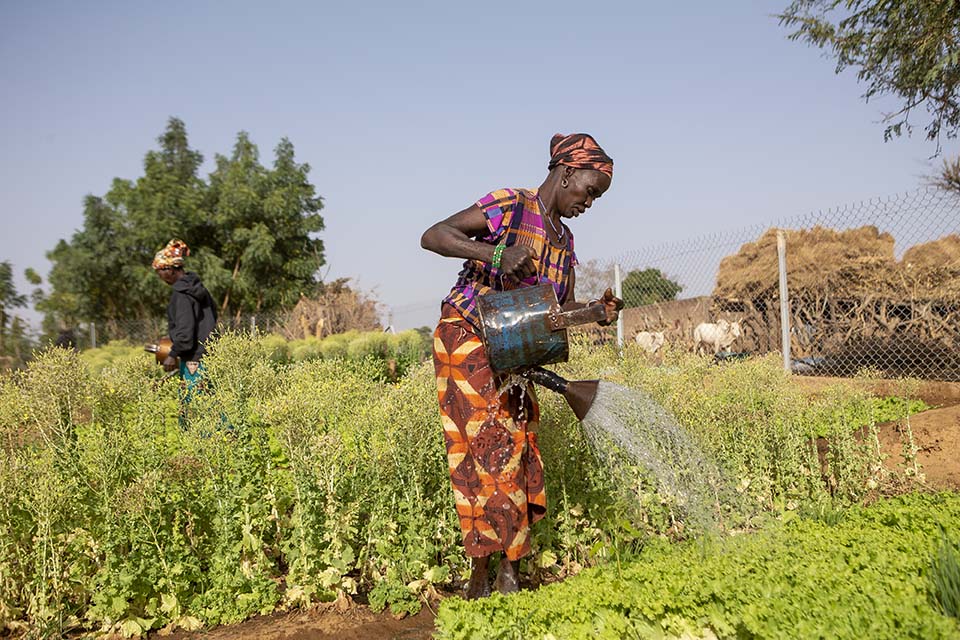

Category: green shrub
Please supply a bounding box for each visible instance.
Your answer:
[259,334,290,364]
[287,339,322,362]
[80,340,144,375]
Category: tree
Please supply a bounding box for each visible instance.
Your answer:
[931,155,960,194]
[0,262,34,368]
[207,134,325,318]
[621,268,682,308]
[0,261,27,354]
[43,118,326,335]
[779,0,960,149]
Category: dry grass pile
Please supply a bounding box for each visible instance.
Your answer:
[715,227,960,301]
[279,282,382,340]
[901,234,960,296]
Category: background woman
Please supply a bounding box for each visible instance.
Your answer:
[152,239,218,425]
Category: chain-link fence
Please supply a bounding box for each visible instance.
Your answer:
[599,187,960,381]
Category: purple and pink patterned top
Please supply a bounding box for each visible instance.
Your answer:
[442,188,578,329]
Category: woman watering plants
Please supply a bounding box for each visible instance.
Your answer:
[420,133,622,599]
[152,239,218,426]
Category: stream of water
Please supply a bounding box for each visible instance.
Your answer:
[581,381,726,532]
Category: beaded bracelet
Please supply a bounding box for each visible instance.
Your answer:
[492,243,505,269]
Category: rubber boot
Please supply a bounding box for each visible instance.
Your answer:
[465,556,491,600]
[493,557,521,595]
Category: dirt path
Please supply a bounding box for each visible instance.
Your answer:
[163,605,437,640]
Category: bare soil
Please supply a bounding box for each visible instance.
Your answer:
[160,376,960,640]
[875,401,960,489]
[162,603,439,640]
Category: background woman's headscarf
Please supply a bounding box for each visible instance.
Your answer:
[548,133,613,178]
[152,239,190,270]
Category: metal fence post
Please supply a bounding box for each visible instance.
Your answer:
[776,230,791,373]
[90,322,97,350]
[614,263,624,350]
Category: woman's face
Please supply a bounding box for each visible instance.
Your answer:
[156,267,179,285]
[556,169,612,219]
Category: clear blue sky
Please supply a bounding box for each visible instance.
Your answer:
[1,1,955,330]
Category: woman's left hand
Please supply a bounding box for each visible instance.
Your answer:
[596,288,624,326]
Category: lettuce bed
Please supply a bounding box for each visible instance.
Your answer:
[437,492,960,640]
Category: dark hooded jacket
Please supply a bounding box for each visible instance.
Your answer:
[167,271,217,362]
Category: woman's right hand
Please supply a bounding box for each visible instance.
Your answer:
[499,245,538,281]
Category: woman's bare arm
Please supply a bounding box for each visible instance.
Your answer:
[421,205,538,281]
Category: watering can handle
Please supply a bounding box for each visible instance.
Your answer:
[548,303,607,331]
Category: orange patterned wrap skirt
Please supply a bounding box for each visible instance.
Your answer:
[432,304,547,560]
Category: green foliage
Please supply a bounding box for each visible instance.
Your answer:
[620,267,682,308]
[0,261,27,313]
[79,341,145,375]
[41,117,326,334]
[0,261,33,370]
[206,134,325,314]
[437,493,960,639]
[0,334,935,636]
[779,0,960,147]
[563,346,898,517]
[804,394,930,439]
[367,580,421,617]
[79,328,432,381]
[931,526,960,620]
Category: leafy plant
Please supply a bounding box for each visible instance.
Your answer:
[437,493,960,639]
[930,525,960,620]
[0,333,935,637]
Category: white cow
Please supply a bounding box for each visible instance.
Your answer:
[693,319,742,355]
[634,330,665,354]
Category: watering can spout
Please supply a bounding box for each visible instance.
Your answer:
[521,366,599,422]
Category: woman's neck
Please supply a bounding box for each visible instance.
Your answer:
[537,175,560,219]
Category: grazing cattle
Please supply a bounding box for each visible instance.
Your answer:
[634,330,665,354]
[693,319,742,355]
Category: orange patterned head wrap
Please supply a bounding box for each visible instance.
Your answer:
[152,239,190,270]
[548,133,613,178]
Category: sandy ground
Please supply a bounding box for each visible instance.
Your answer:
[876,401,960,489]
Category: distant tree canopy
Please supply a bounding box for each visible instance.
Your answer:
[779,0,960,148]
[621,268,682,308]
[0,261,33,367]
[42,118,326,329]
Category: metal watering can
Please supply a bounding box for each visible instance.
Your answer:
[144,336,183,382]
[476,283,604,420]
[144,336,174,365]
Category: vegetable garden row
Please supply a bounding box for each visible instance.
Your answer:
[0,332,956,638]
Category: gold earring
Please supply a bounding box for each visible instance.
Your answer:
[561,178,569,188]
